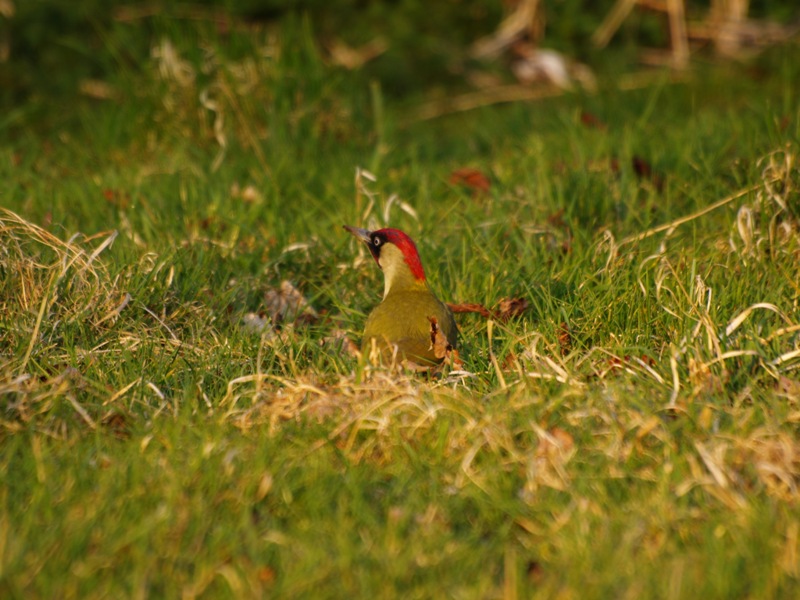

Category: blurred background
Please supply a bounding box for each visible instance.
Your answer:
[2,0,798,125]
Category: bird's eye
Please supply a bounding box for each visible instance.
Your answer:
[372,236,381,246]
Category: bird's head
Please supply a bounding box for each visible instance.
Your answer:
[344,225,426,297]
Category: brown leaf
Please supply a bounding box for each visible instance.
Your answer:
[776,375,800,398]
[426,317,463,369]
[428,316,451,360]
[449,168,491,195]
[580,111,606,130]
[639,354,656,367]
[257,566,276,584]
[632,156,652,179]
[549,427,574,451]
[447,302,491,317]
[501,351,519,371]
[557,322,571,356]
[329,37,388,70]
[231,182,263,204]
[510,48,576,88]
[495,297,529,321]
[529,426,576,492]
[102,189,130,209]
[536,427,575,462]
[527,561,545,584]
[632,156,664,191]
[546,208,567,230]
[322,328,360,358]
[100,411,131,439]
[264,280,318,326]
[242,311,272,334]
[79,79,119,100]
[447,347,465,370]
[607,356,624,374]
[447,298,529,321]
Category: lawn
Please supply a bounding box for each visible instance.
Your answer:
[2,3,800,598]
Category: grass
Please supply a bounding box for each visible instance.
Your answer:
[2,6,800,598]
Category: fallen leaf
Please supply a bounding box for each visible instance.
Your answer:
[535,427,575,466]
[638,354,656,367]
[100,411,131,439]
[549,427,575,452]
[426,317,463,370]
[102,189,130,209]
[446,348,465,370]
[231,182,262,204]
[632,156,664,191]
[776,376,800,398]
[511,48,573,88]
[242,312,272,334]
[557,322,571,356]
[504,43,596,89]
[447,298,529,321]
[452,348,465,369]
[546,208,567,230]
[428,316,451,360]
[447,302,491,317]
[449,168,491,195]
[527,560,545,584]
[501,351,519,371]
[322,328,360,358]
[609,356,624,370]
[580,110,606,130]
[495,297,529,321]
[632,156,653,179]
[329,37,388,70]
[257,566,276,584]
[264,281,318,326]
[528,426,576,493]
[79,79,119,100]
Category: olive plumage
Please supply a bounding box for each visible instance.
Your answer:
[344,225,457,366]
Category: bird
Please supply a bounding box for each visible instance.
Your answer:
[344,225,458,367]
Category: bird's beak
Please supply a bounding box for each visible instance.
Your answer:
[343,225,372,244]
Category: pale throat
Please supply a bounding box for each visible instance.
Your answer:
[378,244,424,298]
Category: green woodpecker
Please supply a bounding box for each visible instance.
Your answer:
[344,225,458,366]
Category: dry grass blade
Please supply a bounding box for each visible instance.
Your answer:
[695,441,730,488]
[620,182,765,246]
[1,209,122,374]
[725,303,793,337]
[772,349,800,369]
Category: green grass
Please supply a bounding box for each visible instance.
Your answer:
[2,6,800,599]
